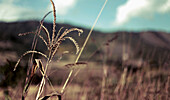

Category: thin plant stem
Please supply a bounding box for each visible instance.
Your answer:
[36,50,52,100]
[61,0,108,94]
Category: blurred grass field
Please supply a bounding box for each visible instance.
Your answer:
[0,0,170,98]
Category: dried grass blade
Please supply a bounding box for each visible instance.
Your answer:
[54,27,64,43]
[36,77,46,100]
[25,28,39,100]
[40,11,52,24]
[66,28,83,36]
[58,28,68,40]
[18,32,35,36]
[75,0,108,63]
[22,61,38,98]
[37,11,52,50]
[104,34,118,45]
[35,59,45,75]
[60,28,83,39]
[61,0,108,94]
[29,11,51,66]
[40,24,51,48]
[65,62,87,69]
[22,9,52,100]
[50,0,56,44]
[35,59,57,93]
[37,34,49,48]
[52,28,83,59]
[45,76,57,93]
[51,41,62,60]
[19,30,49,49]
[63,37,79,54]
[14,51,48,71]
[30,11,51,59]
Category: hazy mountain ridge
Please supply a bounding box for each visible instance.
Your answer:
[0,21,170,65]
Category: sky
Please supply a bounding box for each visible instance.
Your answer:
[0,0,170,32]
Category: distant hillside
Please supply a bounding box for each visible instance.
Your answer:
[0,21,170,66]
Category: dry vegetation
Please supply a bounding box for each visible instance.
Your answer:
[0,0,170,100]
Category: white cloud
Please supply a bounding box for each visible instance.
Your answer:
[159,0,170,12]
[0,0,47,22]
[0,4,26,22]
[0,0,77,22]
[51,0,77,15]
[114,0,170,26]
[0,0,14,3]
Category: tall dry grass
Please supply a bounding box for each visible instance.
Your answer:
[13,0,108,99]
[9,0,170,100]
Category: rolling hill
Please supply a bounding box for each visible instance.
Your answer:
[0,21,170,66]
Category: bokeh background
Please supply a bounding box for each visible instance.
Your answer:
[0,0,170,99]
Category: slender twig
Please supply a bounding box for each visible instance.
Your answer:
[61,0,108,94]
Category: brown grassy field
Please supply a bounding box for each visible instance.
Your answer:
[1,59,170,100]
[0,0,170,100]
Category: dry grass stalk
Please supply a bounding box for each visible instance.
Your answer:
[25,11,52,85]
[100,65,108,100]
[12,0,110,99]
[19,31,49,48]
[13,0,84,99]
[63,37,80,54]
[50,28,83,61]
[14,51,48,71]
[30,10,52,58]
[49,0,56,44]
[114,68,128,93]
[65,62,87,69]
[60,0,108,94]
[54,27,64,43]
[41,24,51,49]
